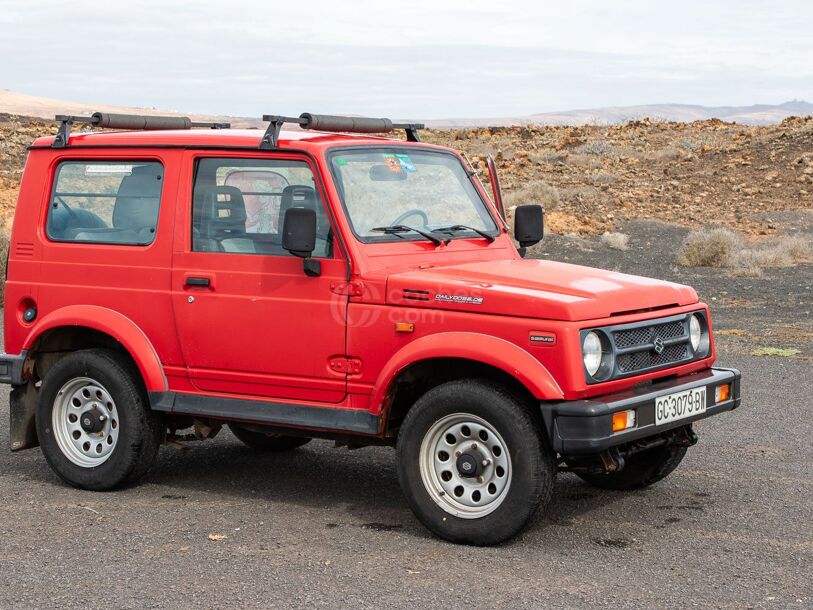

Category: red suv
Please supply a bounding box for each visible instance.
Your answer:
[1,112,741,545]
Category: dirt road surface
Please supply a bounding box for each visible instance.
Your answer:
[0,222,810,609]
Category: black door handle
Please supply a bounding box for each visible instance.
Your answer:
[185,277,211,287]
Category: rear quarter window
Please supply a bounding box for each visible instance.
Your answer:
[46,161,164,245]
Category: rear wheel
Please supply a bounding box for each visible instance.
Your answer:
[574,444,688,491]
[396,379,556,546]
[36,349,163,490]
[228,424,311,452]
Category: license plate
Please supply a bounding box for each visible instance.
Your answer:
[655,387,707,426]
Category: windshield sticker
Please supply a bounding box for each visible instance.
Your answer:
[383,154,403,173]
[396,154,417,173]
[335,157,348,166]
[434,294,484,305]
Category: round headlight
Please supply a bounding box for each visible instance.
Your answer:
[583,331,603,376]
[689,314,703,351]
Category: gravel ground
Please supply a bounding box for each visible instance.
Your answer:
[0,221,811,609]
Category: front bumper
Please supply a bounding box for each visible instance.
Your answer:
[540,367,741,456]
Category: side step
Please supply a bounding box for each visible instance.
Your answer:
[149,391,381,436]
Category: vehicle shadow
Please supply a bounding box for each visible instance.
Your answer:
[142,434,638,544]
[9,432,672,546]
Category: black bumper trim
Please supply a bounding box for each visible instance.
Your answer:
[149,391,382,436]
[541,367,741,456]
[0,351,28,385]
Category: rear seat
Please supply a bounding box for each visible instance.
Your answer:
[73,165,162,244]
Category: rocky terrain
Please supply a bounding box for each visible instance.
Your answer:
[2,113,813,239]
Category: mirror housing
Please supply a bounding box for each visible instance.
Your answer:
[514,204,544,249]
[282,207,317,258]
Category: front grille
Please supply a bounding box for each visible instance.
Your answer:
[582,311,707,384]
[617,342,689,373]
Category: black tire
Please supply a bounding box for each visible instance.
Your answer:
[228,424,311,452]
[574,444,688,491]
[396,379,556,546]
[36,349,163,491]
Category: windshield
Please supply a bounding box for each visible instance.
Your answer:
[329,148,498,242]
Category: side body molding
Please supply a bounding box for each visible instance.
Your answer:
[23,305,167,392]
[370,332,563,412]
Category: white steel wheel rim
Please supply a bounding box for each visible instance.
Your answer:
[419,413,512,519]
[52,377,120,468]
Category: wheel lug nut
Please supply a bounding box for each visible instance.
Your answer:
[482,459,491,467]
[471,443,478,450]
[454,450,462,457]
[477,476,484,483]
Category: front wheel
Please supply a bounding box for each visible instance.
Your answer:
[396,380,556,546]
[36,349,163,491]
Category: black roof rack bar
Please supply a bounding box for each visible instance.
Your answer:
[259,113,424,149]
[52,112,231,148]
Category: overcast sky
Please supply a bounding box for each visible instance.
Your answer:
[1,0,812,120]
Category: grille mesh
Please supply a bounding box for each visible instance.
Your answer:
[611,318,692,375]
[617,343,689,373]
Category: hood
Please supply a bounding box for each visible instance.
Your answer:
[385,259,698,322]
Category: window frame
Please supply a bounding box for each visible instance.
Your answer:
[189,154,336,259]
[45,159,165,247]
[326,145,500,245]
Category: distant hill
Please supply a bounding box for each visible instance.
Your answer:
[1,89,810,128]
[426,101,813,128]
[0,90,262,128]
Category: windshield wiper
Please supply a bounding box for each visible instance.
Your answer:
[434,224,495,242]
[371,225,447,247]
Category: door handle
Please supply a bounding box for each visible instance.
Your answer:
[185,277,211,287]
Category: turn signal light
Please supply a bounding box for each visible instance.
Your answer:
[395,322,415,333]
[612,409,637,433]
[715,383,731,403]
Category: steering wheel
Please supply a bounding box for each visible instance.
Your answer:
[391,209,429,227]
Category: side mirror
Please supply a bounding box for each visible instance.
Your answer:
[282,207,321,276]
[282,207,317,257]
[513,204,544,249]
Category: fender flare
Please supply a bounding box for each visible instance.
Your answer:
[23,305,167,392]
[370,332,563,410]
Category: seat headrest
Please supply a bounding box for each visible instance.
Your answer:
[279,185,317,230]
[112,164,163,229]
[194,185,247,236]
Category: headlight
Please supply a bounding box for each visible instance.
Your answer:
[582,331,603,376]
[689,314,702,351]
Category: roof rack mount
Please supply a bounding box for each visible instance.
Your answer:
[260,113,424,149]
[52,112,231,148]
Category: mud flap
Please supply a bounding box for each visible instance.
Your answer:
[10,383,39,451]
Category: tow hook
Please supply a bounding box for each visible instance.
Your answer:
[672,425,698,448]
[599,447,625,473]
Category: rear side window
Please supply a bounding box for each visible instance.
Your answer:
[46,161,164,245]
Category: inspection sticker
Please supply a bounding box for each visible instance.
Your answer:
[396,154,417,172]
[383,154,403,173]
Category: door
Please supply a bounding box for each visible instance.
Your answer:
[171,152,348,403]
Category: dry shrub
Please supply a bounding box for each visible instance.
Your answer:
[566,154,602,169]
[679,229,812,274]
[504,180,560,210]
[589,171,619,186]
[677,228,742,268]
[531,150,568,164]
[734,235,812,270]
[574,140,612,156]
[601,232,629,251]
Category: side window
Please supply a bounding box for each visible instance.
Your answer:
[46,161,163,245]
[191,157,332,258]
